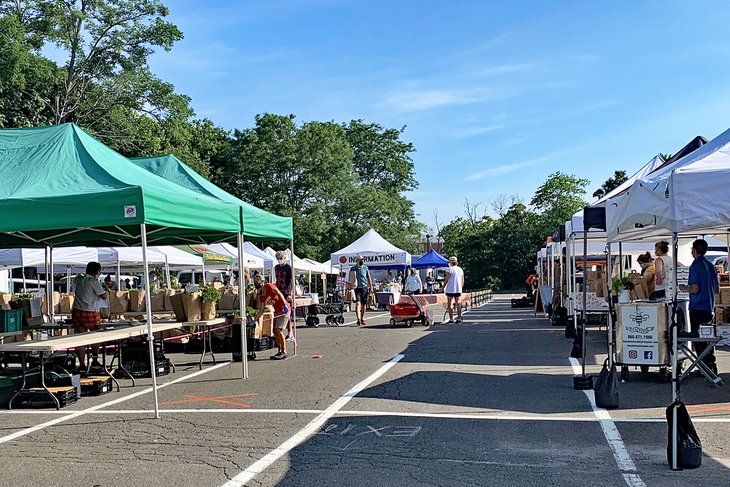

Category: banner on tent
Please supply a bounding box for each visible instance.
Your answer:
[337,254,399,265]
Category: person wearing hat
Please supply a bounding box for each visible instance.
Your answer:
[350,255,373,326]
[443,256,465,323]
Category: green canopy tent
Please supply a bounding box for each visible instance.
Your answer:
[130,154,293,241]
[132,154,300,355]
[0,123,250,416]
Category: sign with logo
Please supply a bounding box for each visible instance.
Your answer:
[334,253,401,266]
[124,205,137,218]
[620,304,659,365]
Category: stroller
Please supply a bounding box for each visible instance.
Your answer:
[306,303,345,327]
[389,295,433,328]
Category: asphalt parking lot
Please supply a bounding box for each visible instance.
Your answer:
[0,296,729,487]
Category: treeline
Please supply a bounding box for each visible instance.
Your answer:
[0,0,424,260]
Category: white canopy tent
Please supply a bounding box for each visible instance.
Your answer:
[202,243,266,269]
[329,228,411,269]
[264,247,322,273]
[607,126,730,242]
[0,247,99,269]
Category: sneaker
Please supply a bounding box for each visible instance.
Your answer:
[360,319,366,326]
[456,317,463,323]
[270,352,287,360]
[447,319,454,324]
[355,320,361,326]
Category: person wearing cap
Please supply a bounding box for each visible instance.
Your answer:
[443,256,465,323]
[253,274,290,360]
[274,251,294,339]
[350,255,373,326]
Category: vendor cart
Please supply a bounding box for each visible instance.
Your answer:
[389,295,433,328]
[615,300,688,382]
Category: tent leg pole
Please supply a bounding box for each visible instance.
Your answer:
[117,257,121,290]
[237,234,249,379]
[66,266,71,294]
[21,252,26,293]
[165,255,171,289]
[290,240,297,357]
[581,229,588,377]
[618,243,623,278]
[671,232,679,470]
[49,246,54,323]
[606,246,613,366]
[141,224,160,419]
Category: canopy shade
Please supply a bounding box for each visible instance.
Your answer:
[0,124,241,247]
[607,126,730,241]
[330,229,411,268]
[0,247,98,269]
[131,154,293,241]
[411,249,449,269]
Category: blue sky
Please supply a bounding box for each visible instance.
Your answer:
[150,0,730,230]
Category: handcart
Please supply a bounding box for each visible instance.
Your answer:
[305,303,345,327]
[614,300,686,382]
[389,295,433,328]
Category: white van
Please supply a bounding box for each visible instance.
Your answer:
[176,270,225,286]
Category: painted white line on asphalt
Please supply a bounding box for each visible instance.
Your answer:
[623,474,646,487]
[344,312,390,326]
[570,357,646,487]
[0,361,231,445]
[4,407,730,424]
[220,354,405,487]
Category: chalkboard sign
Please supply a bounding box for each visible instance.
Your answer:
[539,285,552,313]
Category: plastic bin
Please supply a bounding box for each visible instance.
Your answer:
[0,309,23,333]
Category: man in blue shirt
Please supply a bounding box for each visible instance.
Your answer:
[350,256,372,326]
[680,239,719,373]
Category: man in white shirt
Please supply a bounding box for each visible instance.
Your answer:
[72,262,108,371]
[443,256,465,323]
[405,268,423,294]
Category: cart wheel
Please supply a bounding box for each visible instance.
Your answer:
[406,320,413,328]
[336,315,345,325]
[326,315,333,325]
[620,366,630,382]
[659,367,670,383]
[389,318,396,327]
[640,365,649,374]
[420,317,428,326]
[313,317,320,328]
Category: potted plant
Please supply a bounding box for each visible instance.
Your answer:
[611,277,634,303]
[200,285,221,320]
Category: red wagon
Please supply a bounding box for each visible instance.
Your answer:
[389,295,433,327]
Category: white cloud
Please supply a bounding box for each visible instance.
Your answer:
[466,148,582,181]
[382,89,480,112]
[450,124,504,139]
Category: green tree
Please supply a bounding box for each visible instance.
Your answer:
[5,0,183,125]
[0,14,58,127]
[530,171,588,239]
[601,170,628,193]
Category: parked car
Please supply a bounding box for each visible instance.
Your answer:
[176,270,225,286]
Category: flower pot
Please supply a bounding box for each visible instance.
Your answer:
[618,289,630,304]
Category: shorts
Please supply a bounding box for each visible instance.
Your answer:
[446,293,462,298]
[354,287,369,304]
[273,314,289,331]
[72,308,101,331]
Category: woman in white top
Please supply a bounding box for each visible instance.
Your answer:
[443,256,465,323]
[405,268,423,294]
[653,240,673,300]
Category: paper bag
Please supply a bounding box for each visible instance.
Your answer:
[169,293,202,322]
[149,290,165,311]
[164,289,183,311]
[218,288,238,310]
[40,292,60,314]
[127,290,146,312]
[201,301,217,320]
[0,294,11,310]
[109,291,130,314]
[259,311,274,337]
[59,293,74,314]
